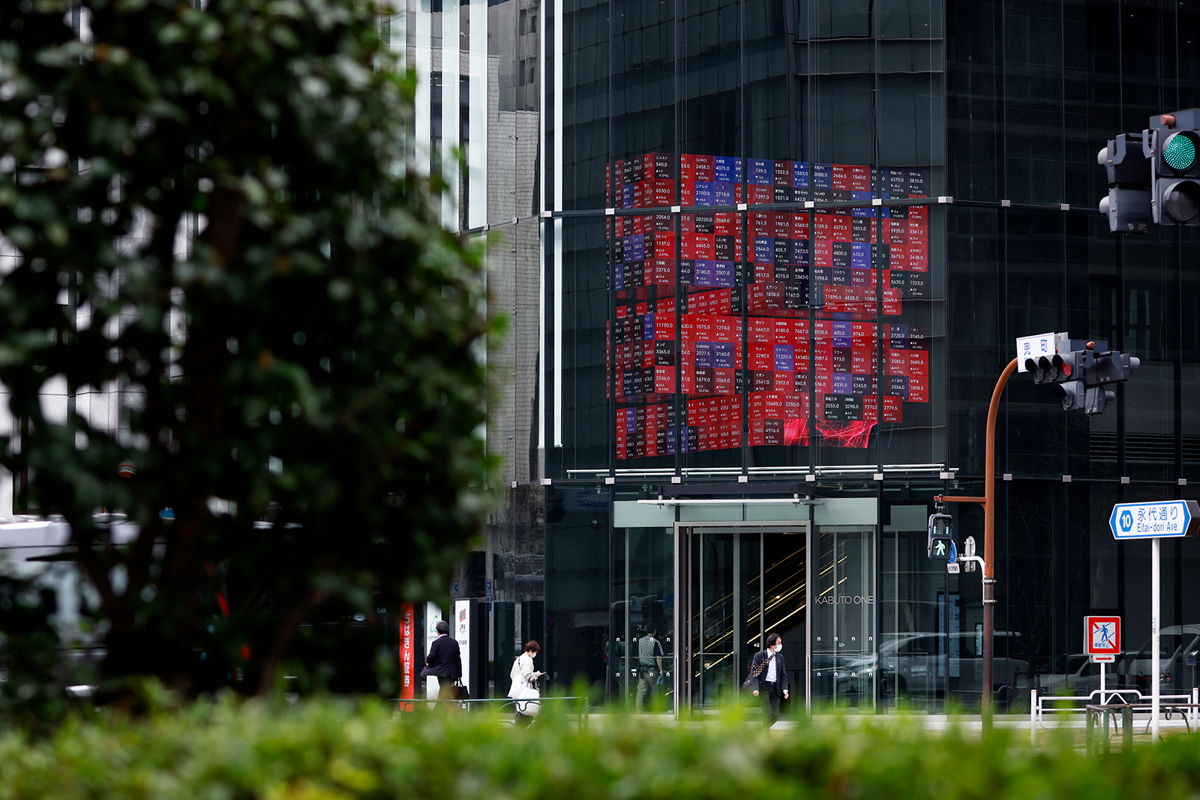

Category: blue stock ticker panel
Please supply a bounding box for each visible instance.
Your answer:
[606,153,931,460]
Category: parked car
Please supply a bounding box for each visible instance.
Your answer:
[833,631,1031,707]
[1035,653,1106,697]
[1118,624,1200,696]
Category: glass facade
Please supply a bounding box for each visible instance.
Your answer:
[550,1,948,479]
[401,0,1200,711]
[546,0,956,711]
[535,0,1200,713]
[944,0,1200,706]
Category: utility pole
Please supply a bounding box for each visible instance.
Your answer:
[936,357,1017,729]
[935,336,1139,727]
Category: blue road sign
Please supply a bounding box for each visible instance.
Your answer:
[1109,500,1200,539]
[948,539,958,564]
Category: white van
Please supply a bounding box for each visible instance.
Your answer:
[0,516,135,694]
[1118,624,1200,695]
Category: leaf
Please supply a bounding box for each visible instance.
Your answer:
[0,0,497,708]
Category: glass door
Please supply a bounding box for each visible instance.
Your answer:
[694,531,738,705]
[760,530,808,702]
[678,525,808,709]
[810,526,877,707]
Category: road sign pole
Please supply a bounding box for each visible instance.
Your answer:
[1108,500,1198,740]
[1152,536,1161,741]
[1100,662,1106,705]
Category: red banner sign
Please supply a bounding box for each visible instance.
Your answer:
[399,602,415,711]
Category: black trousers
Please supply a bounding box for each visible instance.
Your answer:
[762,680,783,725]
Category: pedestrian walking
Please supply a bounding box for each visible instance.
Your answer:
[635,625,665,710]
[508,640,544,725]
[421,619,463,703]
[748,632,789,727]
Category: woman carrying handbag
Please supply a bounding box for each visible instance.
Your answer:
[508,640,544,726]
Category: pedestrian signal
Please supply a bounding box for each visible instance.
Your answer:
[927,512,954,561]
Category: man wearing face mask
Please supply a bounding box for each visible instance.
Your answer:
[749,631,789,727]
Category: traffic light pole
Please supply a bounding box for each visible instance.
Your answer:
[935,357,1018,729]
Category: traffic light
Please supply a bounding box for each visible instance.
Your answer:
[1057,380,1087,412]
[1080,350,1140,414]
[1092,350,1141,384]
[927,512,954,561]
[1026,340,1141,416]
[1083,385,1116,415]
[1025,352,1071,384]
[1149,112,1200,225]
[1042,344,1140,416]
[1097,133,1151,233]
[1027,347,1092,389]
[1049,348,1091,410]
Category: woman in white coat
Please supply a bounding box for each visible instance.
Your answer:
[508,640,543,725]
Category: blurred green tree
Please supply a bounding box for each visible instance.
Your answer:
[0,0,497,709]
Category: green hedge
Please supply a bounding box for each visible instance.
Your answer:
[1,697,1199,799]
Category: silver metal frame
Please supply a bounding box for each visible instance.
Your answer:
[673,520,814,715]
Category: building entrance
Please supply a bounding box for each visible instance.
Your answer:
[676,522,876,712]
[678,525,807,708]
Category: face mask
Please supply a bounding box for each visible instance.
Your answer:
[774,643,783,653]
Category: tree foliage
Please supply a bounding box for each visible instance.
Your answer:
[0,0,497,709]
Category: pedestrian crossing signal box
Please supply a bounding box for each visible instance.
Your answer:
[927,512,954,560]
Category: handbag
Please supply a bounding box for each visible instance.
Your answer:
[740,653,772,691]
[516,697,541,717]
[519,673,542,717]
[454,680,470,701]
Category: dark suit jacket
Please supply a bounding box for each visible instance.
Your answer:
[750,648,788,692]
[425,634,463,680]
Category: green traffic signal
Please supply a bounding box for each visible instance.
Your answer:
[1153,127,1200,225]
[1162,131,1200,172]
[927,512,953,560]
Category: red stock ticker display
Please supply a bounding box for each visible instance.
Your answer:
[607,152,930,460]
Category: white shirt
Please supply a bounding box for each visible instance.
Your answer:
[765,649,778,683]
[508,652,539,699]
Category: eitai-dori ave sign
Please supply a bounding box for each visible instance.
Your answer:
[1108,499,1199,740]
[1109,499,1200,539]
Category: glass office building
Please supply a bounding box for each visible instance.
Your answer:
[401,0,1200,711]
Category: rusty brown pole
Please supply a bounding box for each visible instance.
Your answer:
[938,356,1018,729]
[982,357,1019,727]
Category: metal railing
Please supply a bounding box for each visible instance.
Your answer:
[1085,701,1200,752]
[1029,687,1199,744]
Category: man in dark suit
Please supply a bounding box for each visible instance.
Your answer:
[424,619,463,701]
[749,631,789,726]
